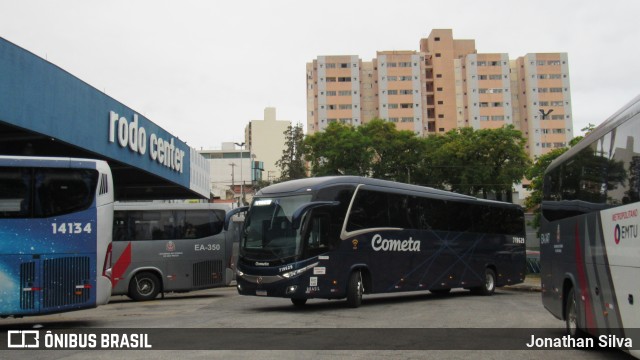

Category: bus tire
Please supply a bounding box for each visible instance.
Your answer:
[291,298,307,307]
[346,270,363,308]
[472,268,496,296]
[129,271,161,301]
[565,288,586,338]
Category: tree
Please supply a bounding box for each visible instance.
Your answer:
[523,147,568,229]
[415,125,530,199]
[357,119,425,183]
[303,122,373,176]
[276,123,307,181]
[524,135,584,230]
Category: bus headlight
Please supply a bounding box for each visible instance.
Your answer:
[281,262,319,279]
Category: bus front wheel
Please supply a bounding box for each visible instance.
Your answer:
[346,270,363,308]
[129,272,161,301]
[471,268,496,296]
[291,298,307,307]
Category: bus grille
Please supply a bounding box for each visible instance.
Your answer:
[42,256,91,309]
[20,262,36,310]
[192,260,223,287]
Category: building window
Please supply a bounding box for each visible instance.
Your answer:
[399,62,412,67]
[388,104,399,109]
[400,103,414,109]
[401,117,414,122]
[338,90,352,96]
[387,90,398,95]
[399,90,413,95]
[326,91,336,96]
[338,77,351,82]
[339,104,352,110]
[435,53,441,57]
[387,62,397,68]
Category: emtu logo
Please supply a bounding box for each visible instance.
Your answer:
[614,224,639,245]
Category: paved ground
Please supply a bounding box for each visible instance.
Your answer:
[504,275,541,292]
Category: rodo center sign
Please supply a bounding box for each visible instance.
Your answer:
[108,111,185,173]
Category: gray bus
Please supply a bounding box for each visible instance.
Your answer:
[111,202,237,301]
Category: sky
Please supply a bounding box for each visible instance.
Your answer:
[1,0,639,150]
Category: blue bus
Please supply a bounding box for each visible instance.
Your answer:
[0,156,113,317]
[541,95,640,357]
[226,176,526,307]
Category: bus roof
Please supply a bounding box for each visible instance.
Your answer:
[114,202,232,212]
[257,176,520,208]
[546,94,640,174]
[0,155,109,169]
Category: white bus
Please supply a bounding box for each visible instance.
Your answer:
[541,95,640,356]
[111,202,236,301]
[0,156,113,317]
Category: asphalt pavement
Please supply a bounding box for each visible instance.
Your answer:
[504,275,541,292]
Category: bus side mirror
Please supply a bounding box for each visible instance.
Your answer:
[291,201,339,230]
[224,206,249,231]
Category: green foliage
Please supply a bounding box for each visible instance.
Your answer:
[303,122,530,200]
[303,122,373,176]
[523,135,583,230]
[276,123,307,181]
[357,119,425,183]
[524,147,568,229]
[415,125,530,199]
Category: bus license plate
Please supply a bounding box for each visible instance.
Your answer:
[256,290,267,296]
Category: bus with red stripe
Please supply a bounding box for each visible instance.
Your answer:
[110,202,236,301]
[540,95,640,357]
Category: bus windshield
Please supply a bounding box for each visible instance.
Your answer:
[242,195,312,261]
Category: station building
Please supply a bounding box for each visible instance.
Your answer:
[0,37,210,200]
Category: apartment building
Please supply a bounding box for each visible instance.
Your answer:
[244,107,291,181]
[515,53,574,157]
[306,29,573,158]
